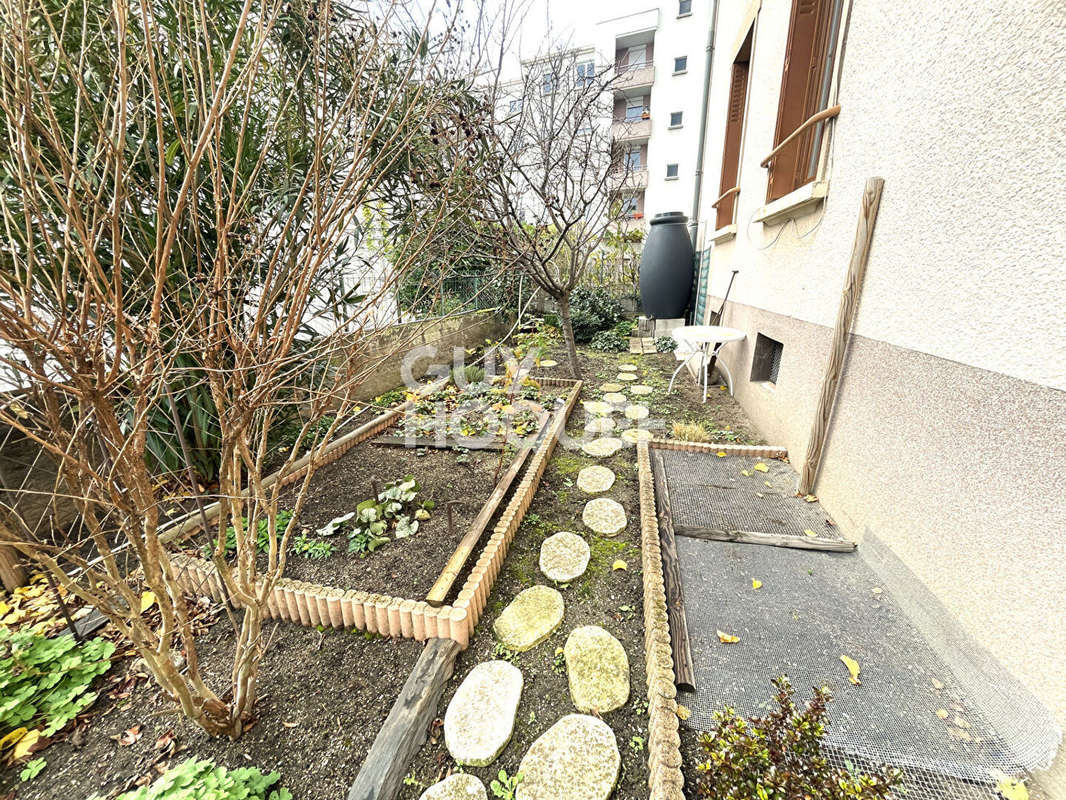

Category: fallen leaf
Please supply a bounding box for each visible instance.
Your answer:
[13,730,40,760]
[118,725,142,746]
[140,592,156,613]
[840,655,861,685]
[0,728,27,752]
[741,470,752,477]
[932,678,945,691]
[752,579,762,590]
[936,708,949,719]
[717,630,739,644]
[282,721,298,729]
[716,451,726,458]
[803,494,818,503]
[991,770,1029,800]
[764,481,772,488]
[803,529,818,537]
[675,705,691,721]
[753,462,769,473]
[612,560,627,571]
[153,731,174,750]
[953,715,970,729]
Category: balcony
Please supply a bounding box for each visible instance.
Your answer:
[611,116,652,142]
[610,168,648,190]
[615,61,655,91]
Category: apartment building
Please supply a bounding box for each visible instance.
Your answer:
[690,0,1066,791]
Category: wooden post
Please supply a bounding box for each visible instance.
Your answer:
[674,525,856,552]
[798,177,884,496]
[650,452,695,692]
[0,519,26,592]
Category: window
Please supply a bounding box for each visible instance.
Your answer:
[678,0,692,15]
[625,148,642,171]
[542,71,556,95]
[669,111,683,127]
[765,0,846,202]
[576,60,596,88]
[714,26,752,230]
[508,99,523,115]
[673,56,688,73]
[625,97,646,122]
[620,195,639,217]
[665,163,679,179]
[626,45,647,70]
[750,334,784,384]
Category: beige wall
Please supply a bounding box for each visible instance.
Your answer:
[689,0,1066,773]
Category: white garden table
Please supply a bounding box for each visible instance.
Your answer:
[668,325,746,401]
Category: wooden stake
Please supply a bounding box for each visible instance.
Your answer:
[650,452,695,692]
[798,177,884,495]
[674,525,856,552]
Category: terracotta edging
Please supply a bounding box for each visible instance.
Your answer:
[169,378,582,647]
[645,438,788,459]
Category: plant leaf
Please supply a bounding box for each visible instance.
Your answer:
[716,630,739,644]
[140,591,156,612]
[840,654,861,685]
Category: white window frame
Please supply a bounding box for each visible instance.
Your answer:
[626,45,648,70]
[665,163,679,180]
[673,55,688,74]
[669,111,684,128]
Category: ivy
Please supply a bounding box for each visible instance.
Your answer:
[103,758,291,800]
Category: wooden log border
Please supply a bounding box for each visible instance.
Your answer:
[167,377,582,647]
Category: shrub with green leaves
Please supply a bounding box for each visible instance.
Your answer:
[204,511,293,558]
[0,626,114,738]
[569,287,624,342]
[654,335,678,353]
[588,330,628,352]
[695,677,902,800]
[105,758,291,800]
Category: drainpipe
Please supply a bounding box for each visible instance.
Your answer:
[688,0,721,249]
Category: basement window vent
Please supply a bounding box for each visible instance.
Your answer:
[751,333,784,384]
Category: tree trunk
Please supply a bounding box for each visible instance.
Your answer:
[556,294,582,379]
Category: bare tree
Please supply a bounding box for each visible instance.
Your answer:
[482,46,633,378]
[0,0,494,737]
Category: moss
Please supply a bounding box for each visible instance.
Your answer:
[550,452,586,476]
[587,536,630,573]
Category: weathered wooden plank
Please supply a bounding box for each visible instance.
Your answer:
[798,177,884,495]
[347,637,462,800]
[675,525,857,552]
[650,451,695,693]
[373,434,508,451]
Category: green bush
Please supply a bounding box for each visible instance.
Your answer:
[569,287,624,342]
[613,318,637,337]
[106,758,291,800]
[654,336,678,353]
[588,330,628,353]
[0,627,114,738]
[204,511,293,558]
[695,677,902,800]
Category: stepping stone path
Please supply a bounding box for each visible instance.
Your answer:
[419,773,487,800]
[584,417,615,434]
[516,714,620,800]
[617,364,638,372]
[629,384,653,396]
[582,497,627,536]
[582,400,613,416]
[494,585,564,652]
[538,359,558,368]
[624,404,649,420]
[540,532,591,582]
[444,661,523,766]
[620,428,654,444]
[599,382,624,393]
[581,437,623,457]
[602,392,626,405]
[615,373,637,382]
[576,465,615,494]
[563,626,630,714]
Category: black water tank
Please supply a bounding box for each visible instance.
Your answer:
[639,211,693,319]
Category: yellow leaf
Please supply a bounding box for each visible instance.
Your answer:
[0,727,27,751]
[675,704,691,721]
[0,600,9,616]
[840,654,861,685]
[935,708,949,719]
[741,470,752,477]
[753,463,769,473]
[716,451,726,458]
[13,729,40,760]
[717,630,739,644]
[752,579,762,590]
[991,771,1029,800]
[612,560,627,571]
[764,481,772,488]
[803,494,818,503]
[140,591,156,612]
[803,529,818,537]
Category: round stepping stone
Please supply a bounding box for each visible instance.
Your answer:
[494,585,564,652]
[599,382,624,393]
[581,437,623,457]
[584,417,615,434]
[617,364,638,372]
[602,392,626,405]
[516,714,620,800]
[582,498,627,536]
[576,465,615,494]
[419,773,487,800]
[540,532,590,582]
[444,661,523,766]
[582,400,613,416]
[538,359,558,368]
[615,373,637,381]
[563,626,630,714]
[629,384,653,396]
[623,404,649,420]
[620,428,654,444]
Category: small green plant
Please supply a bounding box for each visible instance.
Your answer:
[343,476,430,555]
[451,364,485,387]
[493,642,519,665]
[373,387,406,408]
[106,758,291,800]
[550,647,566,674]
[613,318,637,337]
[588,329,628,353]
[291,533,333,560]
[401,773,427,790]
[695,677,902,800]
[205,511,293,558]
[654,335,678,353]
[629,734,645,753]
[490,769,523,800]
[20,757,45,782]
[0,626,114,738]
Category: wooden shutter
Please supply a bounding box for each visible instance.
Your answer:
[766,0,835,202]
[716,31,752,230]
